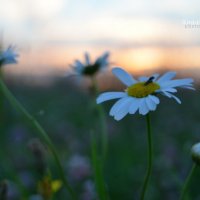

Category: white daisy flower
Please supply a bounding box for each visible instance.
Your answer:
[0,46,19,66]
[97,67,194,121]
[70,52,110,76]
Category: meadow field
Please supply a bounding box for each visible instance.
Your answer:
[0,74,199,200]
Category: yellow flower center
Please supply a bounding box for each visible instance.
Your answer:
[127,82,160,98]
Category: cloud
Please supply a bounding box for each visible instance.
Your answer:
[0,0,67,21]
[0,0,68,43]
[0,0,200,47]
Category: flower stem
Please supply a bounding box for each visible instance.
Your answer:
[91,76,108,162]
[98,105,107,162]
[90,131,107,200]
[0,78,76,200]
[180,164,197,200]
[140,113,153,200]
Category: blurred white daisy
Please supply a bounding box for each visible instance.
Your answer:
[70,52,109,76]
[0,46,19,66]
[97,67,194,120]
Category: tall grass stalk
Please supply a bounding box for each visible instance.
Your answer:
[91,77,108,162]
[180,164,197,200]
[90,131,108,200]
[0,78,76,200]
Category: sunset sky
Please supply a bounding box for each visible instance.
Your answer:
[1,0,200,76]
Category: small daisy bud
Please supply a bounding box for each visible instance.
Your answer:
[191,143,200,166]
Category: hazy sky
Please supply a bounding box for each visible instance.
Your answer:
[1,0,200,75]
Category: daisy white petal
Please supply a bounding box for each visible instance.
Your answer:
[101,52,109,60]
[109,97,130,116]
[164,88,177,93]
[170,94,181,104]
[113,98,133,120]
[162,92,181,104]
[73,60,84,73]
[182,86,195,90]
[145,97,157,111]
[95,52,110,67]
[75,60,84,68]
[157,71,176,83]
[157,88,177,93]
[96,92,127,104]
[112,67,137,86]
[162,91,171,98]
[139,99,150,115]
[129,98,140,114]
[160,78,193,88]
[84,52,90,65]
[148,95,160,105]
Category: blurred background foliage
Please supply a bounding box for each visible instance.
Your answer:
[0,76,199,200]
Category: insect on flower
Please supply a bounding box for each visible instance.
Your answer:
[97,67,194,120]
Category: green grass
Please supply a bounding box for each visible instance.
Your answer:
[0,78,199,200]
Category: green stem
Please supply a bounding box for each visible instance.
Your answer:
[91,76,108,161]
[180,164,197,200]
[90,77,108,199]
[97,105,107,162]
[140,113,153,200]
[90,131,107,200]
[0,70,4,126]
[0,78,76,200]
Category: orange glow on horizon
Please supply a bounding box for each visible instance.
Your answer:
[4,45,200,77]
